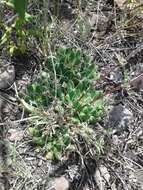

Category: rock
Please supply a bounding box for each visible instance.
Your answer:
[114,0,126,9]
[95,165,110,190]
[83,186,91,190]
[112,135,120,145]
[130,73,143,91]
[89,13,108,32]
[50,176,69,190]
[0,65,15,89]
[109,68,123,83]
[109,105,133,132]
[8,129,24,142]
[135,169,143,189]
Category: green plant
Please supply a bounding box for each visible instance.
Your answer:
[0,0,34,55]
[13,0,27,19]
[22,47,105,159]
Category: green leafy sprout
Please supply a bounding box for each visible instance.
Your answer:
[0,0,35,55]
[23,47,105,159]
